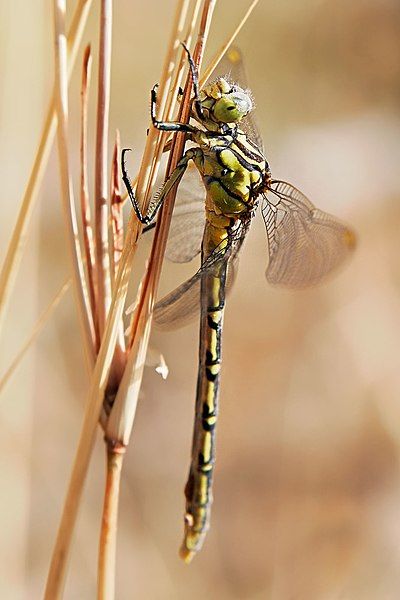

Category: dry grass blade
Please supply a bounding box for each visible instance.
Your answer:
[106,131,127,399]
[98,445,125,600]
[110,130,124,281]
[134,0,192,214]
[0,0,93,338]
[80,44,98,346]
[200,0,259,86]
[44,232,135,598]
[141,0,202,220]
[95,0,113,337]
[53,0,95,369]
[0,281,69,395]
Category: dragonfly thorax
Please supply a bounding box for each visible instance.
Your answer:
[196,77,253,130]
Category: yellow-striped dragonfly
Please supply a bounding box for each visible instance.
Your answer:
[122,47,355,562]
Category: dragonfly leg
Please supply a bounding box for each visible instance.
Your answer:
[180,42,205,122]
[150,85,197,134]
[121,148,194,225]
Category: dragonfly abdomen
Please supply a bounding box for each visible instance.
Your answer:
[180,224,228,563]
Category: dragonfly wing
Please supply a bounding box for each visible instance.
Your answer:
[209,46,264,153]
[154,223,246,330]
[165,162,205,263]
[262,180,356,288]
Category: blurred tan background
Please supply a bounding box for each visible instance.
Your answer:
[1,0,400,598]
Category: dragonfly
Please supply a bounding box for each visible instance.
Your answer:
[122,46,356,563]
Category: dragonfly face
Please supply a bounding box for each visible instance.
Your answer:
[197,77,253,129]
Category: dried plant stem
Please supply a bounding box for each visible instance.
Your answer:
[53,0,95,368]
[200,0,259,85]
[95,0,113,337]
[80,44,99,346]
[97,445,125,600]
[135,0,192,209]
[44,233,135,599]
[0,281,69,395]
[138,0,202,221]
[167,0,202,116]
[107,132,126,388]
[0,0,93,338]
[110,132,124,281]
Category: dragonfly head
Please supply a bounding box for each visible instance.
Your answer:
[197,77,253,127]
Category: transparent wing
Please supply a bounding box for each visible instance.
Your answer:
[262,180,356,288]
[165,161,205,263]
[209,46,264,153]
[154,222,248,330]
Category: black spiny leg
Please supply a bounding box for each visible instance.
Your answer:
[150,85,197,133]
[181,42,205,122]
[121,148,193,225]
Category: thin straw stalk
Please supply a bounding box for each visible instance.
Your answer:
[44,227,136,599]
[97,445,125,600]
[134,0,192,209]
[141,0,202,217]
[80,44,99,346]
[106,131,127,394]
[200,0,259,85]
[110,131,124,281]
[53,0,95,367]
[0,0,93,338]
[94,0,113,337]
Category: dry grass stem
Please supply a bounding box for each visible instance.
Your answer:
[80,44,99,345]
[134,0,191,212]
[44,232,135,598]
[168,0,203,114]
[53,0,95,369]
[0,281,69,395]
[141,0,202,214]
[0,0,93,338]
[97,445,125,600]
[200,0,259,85]
[107,131,127,389]
[110,131,124,282]
[94,0,113,337]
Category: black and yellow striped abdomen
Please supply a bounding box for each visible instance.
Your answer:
[180,221,229,562]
